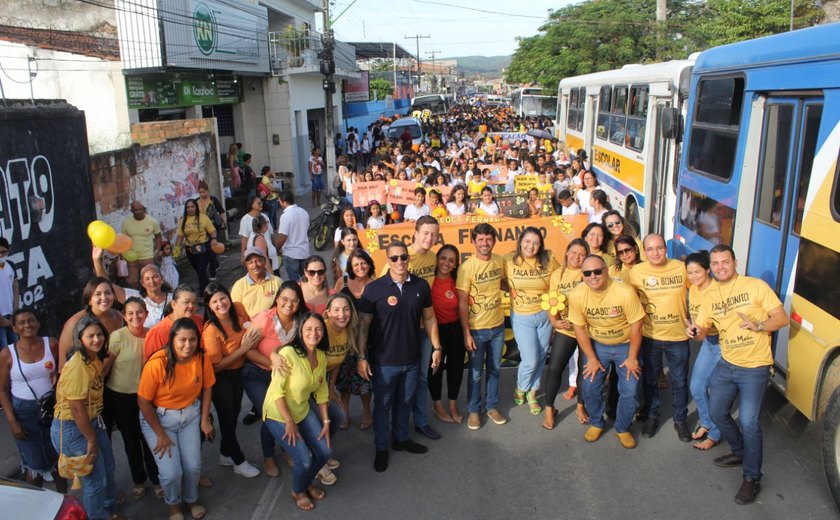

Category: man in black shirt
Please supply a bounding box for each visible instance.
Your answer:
[357,241,442,472]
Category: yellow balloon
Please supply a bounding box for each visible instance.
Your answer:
[87,220,116,249]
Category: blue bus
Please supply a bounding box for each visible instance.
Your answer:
[672,22,840,506]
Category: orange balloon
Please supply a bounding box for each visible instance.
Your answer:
[411,143,420,152]
[211,241,225,254]
[390,210,401,221]
[107,233,133,254]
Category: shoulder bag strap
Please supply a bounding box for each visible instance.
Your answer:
[12,344,39,401]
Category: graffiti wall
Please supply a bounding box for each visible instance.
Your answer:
[91,122,223,242]
[0,102,96,336]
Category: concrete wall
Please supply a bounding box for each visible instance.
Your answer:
[343,99,411,136]
[0,42,131,153]
[9,0,115,32]
[92,119,224,242]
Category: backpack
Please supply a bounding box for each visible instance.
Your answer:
[205,198,223,228]
[257,181,271,199]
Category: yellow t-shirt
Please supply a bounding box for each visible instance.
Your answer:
[54,352,104,421]
[106,327,145,394]
[230,273,284,318]
[456,253,505,330]
[176,214,215,246]
[121,216,160,260]
[379,244,437,285]
[261,176,279,200]
[568,280,645,345]
[688,283,718,336]
[326,324,349,371]
[695,275,782,368]
[468,178,487,195]
[549,265,583,337]
[536,182,552,194]
[262,346,328,424]
[628,259,690,341]
[504,253,559,315]
[609,264,632,283]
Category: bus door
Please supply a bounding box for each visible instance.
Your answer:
[746,98,823,364]
[585,93,598,155]
[649,98,672,235]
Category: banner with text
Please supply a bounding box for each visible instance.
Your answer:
[387,179,422,206]
[353,180,387,207]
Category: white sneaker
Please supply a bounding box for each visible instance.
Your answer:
[220,455,234,467]
[317,466,337,486]
[233,460,261,478]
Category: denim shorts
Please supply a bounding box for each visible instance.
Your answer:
[12,396,58,477]
[311,174,324,192]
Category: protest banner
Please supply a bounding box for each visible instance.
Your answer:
[467,192,554,218]
[353,181,386,207]
[358,214,588,269]
[428,184,453,203]
[387,179,422,206]
[514,174,539,192]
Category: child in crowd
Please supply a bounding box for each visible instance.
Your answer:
[159,241,179,289]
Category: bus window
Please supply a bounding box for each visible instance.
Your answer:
[567,88,583,133]
[793,103,823,235]
[626,86,648,151]
[794,238,840,321]
[756,104,794,228]
[610,86,628,146]
[687,77,745,180]
[597,86,612,140]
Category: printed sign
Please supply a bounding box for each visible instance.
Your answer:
[387,179,422,206]
[428,185,453,203]
[514,175,539,192]
[353,181,386,208]
[126,73,239,109]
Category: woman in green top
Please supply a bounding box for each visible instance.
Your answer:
[263,312,332,512]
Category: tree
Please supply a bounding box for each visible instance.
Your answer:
[369,78,393,101]
[505,0,822,89]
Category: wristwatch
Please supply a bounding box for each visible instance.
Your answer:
[757,321,765,332]
[432,347,442,352]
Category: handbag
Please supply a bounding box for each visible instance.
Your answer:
[13,344,56,428]
[256,181,271,199]
[188,242,207,255]
[58,420,94,490]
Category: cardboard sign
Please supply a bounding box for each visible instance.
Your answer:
[353,181,387,207]
[358,214,588,269]
[427,184,453,203]
[514,174,539,192]
[387,179,423,206]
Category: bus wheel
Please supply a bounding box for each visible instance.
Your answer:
[821,385,840,509]
[625,198,641,236]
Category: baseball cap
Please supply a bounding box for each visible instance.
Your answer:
[244,246,266,260]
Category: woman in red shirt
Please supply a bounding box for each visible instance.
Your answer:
[428,245,465,424]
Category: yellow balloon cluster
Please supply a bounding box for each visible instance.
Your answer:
[87,220,116,249]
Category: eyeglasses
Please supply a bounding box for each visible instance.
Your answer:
[278,297,300,306]
[605,221,622,229]
[388,253,409,263]
[582,268,605,277]
[617,248,634,256]
[306,269,326,277]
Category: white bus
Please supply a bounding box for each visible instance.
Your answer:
[410,94,449,116]
[510,87,557,119]
[556,58,696,238]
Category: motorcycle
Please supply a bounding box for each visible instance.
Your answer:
[308,193,343,251]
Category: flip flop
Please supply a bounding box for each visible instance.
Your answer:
[692,425,709,440]
[293,493,315,512]
[307,486,326,501]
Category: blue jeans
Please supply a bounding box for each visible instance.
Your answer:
[372,363,419,451]
[284,256,305,282]
[0,314,16,348]
[51,417,116,520]
[13,396,58,479]
[410,331,432,427]
[689,336,722,441]
[511,311,552,392]
[467,325,505,414]
[640,338,690,423]
[709,359,769,481]
[580,341,639,432]
[265,410,332,493]
[241,360,276,458]
[263,198,278,229]
[140,400,201,506]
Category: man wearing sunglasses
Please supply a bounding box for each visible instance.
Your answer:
[457,223,508,431]
[356,241,442,473]
[568,254,645,448]
[628,233,692,442]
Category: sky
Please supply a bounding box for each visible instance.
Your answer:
[329,0,573,59]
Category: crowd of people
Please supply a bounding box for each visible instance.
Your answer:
[0,103,788,519]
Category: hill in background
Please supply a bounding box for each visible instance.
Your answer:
[451,55,511,76]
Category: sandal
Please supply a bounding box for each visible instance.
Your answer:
[198,476,212,488]
[359,418,372,430]
[154,485,165,499]
[542,408,559,430]
[692,425,709,440]
[168,513,185,520]
[576,403,590,424]
[307,485,326,501]
[132,484,146,500]
[188,503,207,520]
[527,392,542,415]
[693,437,719,451]
[513,387,526,406]
[293,493,315,512]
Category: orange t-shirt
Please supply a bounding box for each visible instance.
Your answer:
[201,303,251,370]
[144,315,205,361]
[137,349,215,409]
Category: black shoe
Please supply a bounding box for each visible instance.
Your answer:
[373,450,389,472]
[242,410,258,426]
[642,417,659,438]
[635,414,648,423]
[392,438,428,454]
[414,424,442,440]
[714,453,744,468]
[734,478,761,505]
[674,421,692,443]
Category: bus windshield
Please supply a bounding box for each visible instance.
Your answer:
[521,96,557,118]
[411,96,448,115]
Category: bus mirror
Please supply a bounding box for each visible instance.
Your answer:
[661,107,681,140]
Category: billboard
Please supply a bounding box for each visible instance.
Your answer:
[125,73,240,109]
[344,71,370,103]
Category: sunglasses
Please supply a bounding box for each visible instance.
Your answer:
[306,269,326,277]
[605,221,622,229]
[582,268,605,277]
[617,248,634,256]
[388,253,409,263]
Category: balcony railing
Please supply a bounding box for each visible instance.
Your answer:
[268,26,357,77]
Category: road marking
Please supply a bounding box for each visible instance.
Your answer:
[250,476,286,518]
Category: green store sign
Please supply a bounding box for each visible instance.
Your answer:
[193,3,217,55]
[125,74,239,109]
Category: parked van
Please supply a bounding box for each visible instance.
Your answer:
[387,117,424,147]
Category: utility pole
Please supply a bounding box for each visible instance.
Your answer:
[655,0,666,61]
[425,50,440,93]
[405,34,429,92]
[321,0,337,197]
